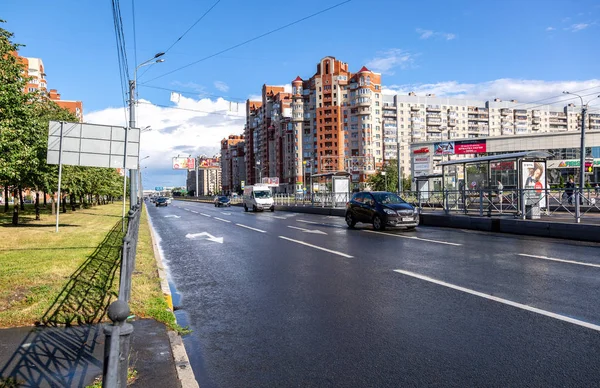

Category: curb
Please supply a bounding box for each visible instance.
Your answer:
[145,205,199,388]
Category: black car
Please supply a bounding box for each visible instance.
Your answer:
[214,195,231,207]
[155,197,168,207]
[345,191,419,231]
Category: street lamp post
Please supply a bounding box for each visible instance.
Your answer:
[128,53,164,209]
[563,92,600,223]
[381,171,387,192]
[255,161,262,184]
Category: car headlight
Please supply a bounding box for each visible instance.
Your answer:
[413,207,420,215]
[383,208,396,215]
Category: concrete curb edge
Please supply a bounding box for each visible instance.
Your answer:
[145,204,199,388]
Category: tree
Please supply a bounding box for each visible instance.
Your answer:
[367,160,412,192]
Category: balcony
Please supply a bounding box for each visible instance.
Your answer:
[427,119,442,126]
[356,98,371,107]
[410,105,420,111]
[448,120,457,126]
[426,105,441,112]
[532,117,541,123]
[426,126,441,133]
[501,109,512,116]
[383,110,396,118]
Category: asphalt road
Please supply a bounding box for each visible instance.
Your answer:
[147,200,600,388]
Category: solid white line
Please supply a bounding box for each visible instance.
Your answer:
[393,269,600,332]
[271,216,287,219]
[364,230,461,246]
[190,210,198,214]
[214,217,231,223]
[236,223,266,233]
[518,253,600,268]
[278,236,353,258]
[200,213,211,217]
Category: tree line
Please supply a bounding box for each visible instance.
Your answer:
[1,21,124,223]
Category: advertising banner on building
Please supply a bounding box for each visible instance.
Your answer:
[198,157,220,168]
[522,161,547,208]
[261,177,280,186]
[434,140,486,155]
[172,157,195,170]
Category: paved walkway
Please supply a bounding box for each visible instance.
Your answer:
[0,319,179,388]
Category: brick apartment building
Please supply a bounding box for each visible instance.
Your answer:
[220,135,246,194]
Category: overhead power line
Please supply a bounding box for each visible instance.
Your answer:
[111,0,130,126]
[141,0,352,84]
[138,0,221,81]
[504,84,600,110]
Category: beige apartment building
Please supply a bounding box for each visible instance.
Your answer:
[383,93,600,179]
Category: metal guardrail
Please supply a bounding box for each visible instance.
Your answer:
[102,204,141,388]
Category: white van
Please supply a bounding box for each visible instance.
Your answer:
[243,184,274,212]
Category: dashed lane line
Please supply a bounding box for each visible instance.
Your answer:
[364,230,462,246]
[393,269,600,332]
[190,210,198,214]
[518,253,600,268]
[278,236,353,258]
[214,217,231,223]
[235,224,266,233]
[200,213,211,217]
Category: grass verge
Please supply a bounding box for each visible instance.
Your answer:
[0,202,126,327]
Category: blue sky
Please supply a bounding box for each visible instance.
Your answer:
[3,0,600,189]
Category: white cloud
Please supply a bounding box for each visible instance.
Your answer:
[546,26,555,31]
[214,81,229,92]
[567,22,590,31]
[86,95,245,188]
[365,49,417,75]
[382,78,600,106]
[416,28,456,40]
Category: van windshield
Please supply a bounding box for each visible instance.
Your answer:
[253,190,272,199]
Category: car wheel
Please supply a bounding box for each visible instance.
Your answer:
[270,207,275,212]
[345,212,356,228]
[244,204,248,212]
[373,215,385,231]
[252,205,257,212]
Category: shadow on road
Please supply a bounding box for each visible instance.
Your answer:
[0,219,126,387]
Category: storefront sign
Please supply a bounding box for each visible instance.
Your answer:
[413,147,430,154]
[547,159,600,169]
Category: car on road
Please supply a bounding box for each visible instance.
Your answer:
[345,191,419,231]
[166,197,172,204]
[214,195,231,207]
[155,197,168,207]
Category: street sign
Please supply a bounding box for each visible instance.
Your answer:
[155,186,164,191]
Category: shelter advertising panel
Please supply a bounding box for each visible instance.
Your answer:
[522,161,547,208]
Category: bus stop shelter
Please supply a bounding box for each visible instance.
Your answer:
[438,151,553,218]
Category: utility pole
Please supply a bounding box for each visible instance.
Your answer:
[397,142,402,195]
[195,157,199,197]
[128,80,136,209]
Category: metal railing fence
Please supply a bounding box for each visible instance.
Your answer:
[102,204,142,387]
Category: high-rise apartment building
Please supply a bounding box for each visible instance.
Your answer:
[221,135,246,194]
[15,54,84,121]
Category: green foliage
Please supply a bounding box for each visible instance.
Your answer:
[0,22,124,206]
[367,160,411,192]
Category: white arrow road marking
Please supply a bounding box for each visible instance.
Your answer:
[287,225,327,235]
[518,253,600,268]
[185,232,223,244]
[164,215,181,218]
[393,269,600,332]
[278,236,353,258]
[221,212,231,215]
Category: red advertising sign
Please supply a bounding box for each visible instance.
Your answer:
[413,147,430,154]
[455,140,486,154]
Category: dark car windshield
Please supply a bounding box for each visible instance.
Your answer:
[254,190,272,199]
[157,197,167,202]
[218,196,229,201]
[372,192,406,204]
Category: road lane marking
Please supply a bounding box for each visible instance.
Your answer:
[287,225,327,235]
[236,224,266,233]
[221,212,231,215]
[518,253,600,268]
[184,208,190,211]
[364,230,461,246]
[279,236,353,258]
[190,210,198,214]
[200,213,211,217]
[214,217,231,223]
[271,216,287,219]
[393,269,600,332]
[297,219,344,228]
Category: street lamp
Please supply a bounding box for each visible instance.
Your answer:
[562,91,600,222]
[381,170,387,191]
[126,53,165,210]
[255,161,262,184]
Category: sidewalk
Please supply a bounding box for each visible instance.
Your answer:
[0,319,179,388]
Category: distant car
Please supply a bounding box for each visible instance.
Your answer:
[345,191,419,231]
[155,197,168,207]
[166,197,172,204]
[214,195,231,207]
